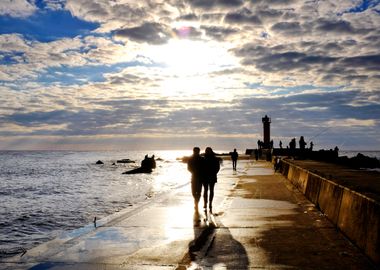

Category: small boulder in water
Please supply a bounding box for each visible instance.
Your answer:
[122,155,156,174]
[117,159,135,164]
[96,160,104,165]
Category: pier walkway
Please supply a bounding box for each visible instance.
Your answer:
[2,160,376,269]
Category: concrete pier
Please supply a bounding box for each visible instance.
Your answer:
[1,160,376,269]
[279,159,380,266]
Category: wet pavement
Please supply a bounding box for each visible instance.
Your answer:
[1,160,377,269]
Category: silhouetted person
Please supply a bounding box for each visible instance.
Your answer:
[299,136,307,151]
[289,138,296,157]
[202,147,220,213]
[310,141,314,151]
[187,147,204,212]
[274,156,281,171]
[334,146,339,158]
[230,148,238,170]
[279,140,283,149]
[289,138,296,150]
[254,149,259,161]
[270,140,273,149]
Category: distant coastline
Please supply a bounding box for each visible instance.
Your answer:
[339,150,380,159]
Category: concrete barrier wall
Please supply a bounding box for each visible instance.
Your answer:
[317,180,343,225]
[279,159,380,265]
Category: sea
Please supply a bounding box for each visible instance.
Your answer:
[0,150,379,257]
[0,150,191,256]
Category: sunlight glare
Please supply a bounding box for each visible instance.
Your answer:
[163,203,194,242]
[148,40,236,76]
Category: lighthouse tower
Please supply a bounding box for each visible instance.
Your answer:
[262,115,271,149]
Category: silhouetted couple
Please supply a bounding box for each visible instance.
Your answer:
[187,147,220,213]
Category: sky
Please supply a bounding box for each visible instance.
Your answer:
[0,0,379,151]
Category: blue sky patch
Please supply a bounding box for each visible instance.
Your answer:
[38,65,120,86]
[37,60,160,86]
[0,9,99,42]
[345,0,380,13]
[0,51,27,65]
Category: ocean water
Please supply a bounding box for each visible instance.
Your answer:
[0,150,190,255]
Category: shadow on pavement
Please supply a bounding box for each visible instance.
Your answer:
[177,216,249,270]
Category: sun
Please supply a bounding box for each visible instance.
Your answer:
[142,38,238,99]
[148,39,236,76]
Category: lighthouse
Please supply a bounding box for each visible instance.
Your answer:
[262,115,271,149]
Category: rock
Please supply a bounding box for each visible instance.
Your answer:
[96,160,104,165]
[349,153,380,168]
[122,167,153,174]
[122,155,156,174]
[117,159,135,164]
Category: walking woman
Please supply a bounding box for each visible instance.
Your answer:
[202,147,220,213]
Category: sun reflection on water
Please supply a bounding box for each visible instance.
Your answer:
[151,150,190,193]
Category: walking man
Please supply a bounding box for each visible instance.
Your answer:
[187,147,204,213]
[230,148,239,170]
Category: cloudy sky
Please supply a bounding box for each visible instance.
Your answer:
[0,0,379,151]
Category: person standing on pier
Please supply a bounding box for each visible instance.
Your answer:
[203,147,220,213]
[187,147,204,213]
[230,148,239,171]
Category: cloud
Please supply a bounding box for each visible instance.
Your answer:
[270,21,303,36]
[65,0,111,23]
[314,18,373,35]
[224,8,262,25]
[65,0,159,33]
[185,0,244,9]
[1,0,380,150]
[115,22,173,44]
[326,118,376,127]
[174,26,202,39]
[177,13,199,21]
[0,0,36,17]
[250,0,299,6]
[342,54,380,70]
[201,25,239,41]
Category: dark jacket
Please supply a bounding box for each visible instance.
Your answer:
[230,151,238,161]
[187,155,204,181]
[203,155,220,183]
